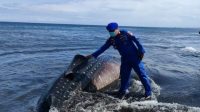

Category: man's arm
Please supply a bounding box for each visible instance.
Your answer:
[127,31,145,60]
[91,39,111,58]
[127,31,145,54]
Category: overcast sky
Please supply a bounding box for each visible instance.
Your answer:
[0,0,200,27]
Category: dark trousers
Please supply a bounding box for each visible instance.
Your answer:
[119,61,152,96]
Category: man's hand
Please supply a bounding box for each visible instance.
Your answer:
[85,55,93,59]
[139,53,144,60]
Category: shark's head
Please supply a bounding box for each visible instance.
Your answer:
[64,54,88,77]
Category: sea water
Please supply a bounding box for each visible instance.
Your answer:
[0,22,200,112]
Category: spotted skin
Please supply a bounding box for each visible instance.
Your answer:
[37,55,120,112]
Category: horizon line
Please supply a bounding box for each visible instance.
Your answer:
[0,21,199,29]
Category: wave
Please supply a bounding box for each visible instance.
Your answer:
[50,86,200,112]
[180,47,200,57]
[181,47,198,53]
[119,100,200,112]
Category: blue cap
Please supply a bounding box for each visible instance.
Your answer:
[106,22,118,32]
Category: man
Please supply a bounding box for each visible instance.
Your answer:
[86,22,151,99]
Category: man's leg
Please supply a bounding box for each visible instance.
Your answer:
[119,61,132,94]
[132,62,152,97]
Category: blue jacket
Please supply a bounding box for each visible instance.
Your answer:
[92,30,145,64]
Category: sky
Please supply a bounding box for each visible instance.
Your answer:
[0,0,200,27]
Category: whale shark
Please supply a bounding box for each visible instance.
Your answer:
[37,54,121,112]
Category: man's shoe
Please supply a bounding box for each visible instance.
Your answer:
[145,95,152,100]
[140,95,152,101]
[116,90,129,99]
[117,93,126,99]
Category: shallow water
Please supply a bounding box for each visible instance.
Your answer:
[0,22,200,112]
